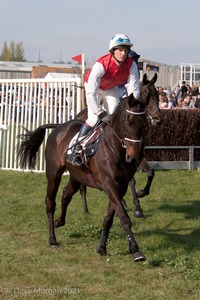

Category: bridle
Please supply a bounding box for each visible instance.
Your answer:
[107,106,145,149]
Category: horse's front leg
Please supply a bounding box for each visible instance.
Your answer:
[118,203,146,261]
[99,183,146,262]
[128,178,144,218]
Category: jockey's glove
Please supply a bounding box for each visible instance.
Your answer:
[98,110,112,124]
[97,109,107,119]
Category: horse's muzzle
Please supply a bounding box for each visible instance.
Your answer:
[152,116,162,126]
[146,112,162,126]
[126,154,136,164]
[125,142,142,163]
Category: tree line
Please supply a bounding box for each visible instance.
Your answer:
[0,40,26,62]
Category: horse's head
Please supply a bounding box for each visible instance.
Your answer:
[140,73,162,126]
[121,94,146,163]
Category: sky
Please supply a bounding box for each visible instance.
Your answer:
[0,0,199,67]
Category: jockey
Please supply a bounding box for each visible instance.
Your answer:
[69,33,140,167]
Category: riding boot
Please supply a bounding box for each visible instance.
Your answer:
[71,123,92,167]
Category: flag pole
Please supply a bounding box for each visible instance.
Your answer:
[81,53,86,109]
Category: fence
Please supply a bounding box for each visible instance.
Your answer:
[1,78,200,172]
[146,146,200,171]
[0,77,82,171]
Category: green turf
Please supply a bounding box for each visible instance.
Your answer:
[1,169,200,300]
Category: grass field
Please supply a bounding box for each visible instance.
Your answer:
[1,169,200,300]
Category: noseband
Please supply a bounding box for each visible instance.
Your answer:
[146,113,156,125]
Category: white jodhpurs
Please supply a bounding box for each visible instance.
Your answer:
[85,85,120,127]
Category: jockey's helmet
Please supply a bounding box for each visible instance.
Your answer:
[109,34,133,52]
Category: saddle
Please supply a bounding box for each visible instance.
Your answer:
[67,122,105,160]
[83,125,103,157]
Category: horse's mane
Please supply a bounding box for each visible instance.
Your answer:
[110,97,128,127]
[113,97,128,117]
[113,95,142,118]
[108,96,143,132]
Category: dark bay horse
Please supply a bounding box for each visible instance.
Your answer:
[17,73,161,262]
[77,74,158,216]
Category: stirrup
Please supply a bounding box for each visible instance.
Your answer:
[74,143,82,154]
[72,154,83,167]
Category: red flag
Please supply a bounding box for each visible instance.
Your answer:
[71,54,82,63]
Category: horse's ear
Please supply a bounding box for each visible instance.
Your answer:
[143,73,147,84]
[150,73,157,84]
[128,93,135,107]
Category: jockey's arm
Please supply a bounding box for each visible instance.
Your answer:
[126,61,140,100]
[85,62,105,115]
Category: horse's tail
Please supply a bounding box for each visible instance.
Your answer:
[17,124,60,169]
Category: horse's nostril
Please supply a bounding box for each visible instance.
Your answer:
[126,154,137,164]
[126,155,132,163]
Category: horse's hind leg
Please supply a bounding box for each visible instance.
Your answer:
[54,176,81,227]
[45,167,65,247]
[137,158,155,198]
[128,178,144,218]
[80,184,89,213]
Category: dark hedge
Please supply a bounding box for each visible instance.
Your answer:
[144,109,200,161]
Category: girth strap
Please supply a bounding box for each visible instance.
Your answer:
[85,168,97,188]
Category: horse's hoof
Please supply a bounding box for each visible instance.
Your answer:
[54,219,65,227]
[50,244,59,249]
[97,245,107,256]
[134,210,144,218]
[137,190,149,198]
[49,238,59,248]
[133,251,146,262]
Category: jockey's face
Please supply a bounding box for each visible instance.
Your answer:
[113,48,129,63]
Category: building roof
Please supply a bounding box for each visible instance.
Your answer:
[30,65,81,78]
[0,61,81,74]
[44,72,80,79]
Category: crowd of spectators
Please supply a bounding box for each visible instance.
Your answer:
[157,81,200,110]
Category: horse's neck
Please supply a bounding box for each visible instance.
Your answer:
[104,106,125,144]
